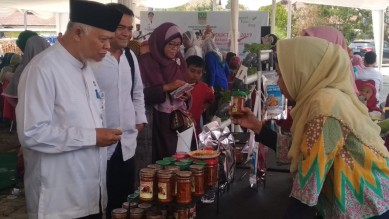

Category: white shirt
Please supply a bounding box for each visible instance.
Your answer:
[16,42,107,219]
[93,50,147,161]
[355,67,383,100]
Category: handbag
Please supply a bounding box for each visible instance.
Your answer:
[170,109,193,132]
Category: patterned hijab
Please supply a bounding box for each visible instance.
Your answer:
[277,37,388,172]
[139,22,187,87]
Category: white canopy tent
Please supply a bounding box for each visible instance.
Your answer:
[0,0,387,66]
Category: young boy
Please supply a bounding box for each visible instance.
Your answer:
[186,55,215,136]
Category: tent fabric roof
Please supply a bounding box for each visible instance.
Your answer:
[0,0,193,14]
[293,0,388,10]
[1,0,387,14]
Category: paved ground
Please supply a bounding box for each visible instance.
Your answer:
[1,67,389,219]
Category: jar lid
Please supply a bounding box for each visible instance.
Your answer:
[193,161,207,166]
[175,161,189,169]
[156,160,171,166]
[122,201,129,209]
[163,157,176,162]
[129,202,138,208]
[165,165,180,172]
[138,203,152,209]
[130,208,144,215]
[180,159,193,164]
[112,208,127,214]
[127,193,138,201]
[147,164,162,170]
[157,170,173,178]
[140,168,156,176]
[176,170,192,177]
[232,90,246,97]
[189,164,205,171]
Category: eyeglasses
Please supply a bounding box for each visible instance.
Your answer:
[167,42,182,49]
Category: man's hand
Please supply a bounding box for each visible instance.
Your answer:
[96,128,122,147]
[136,124,145,132]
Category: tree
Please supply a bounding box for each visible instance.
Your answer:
[260,3,288,39]
[292,4,372,43]
[225,0,247,10]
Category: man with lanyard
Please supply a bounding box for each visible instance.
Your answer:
[16,0,123,218]
[93,3,147,218]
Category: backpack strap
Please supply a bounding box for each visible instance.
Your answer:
[124,48,135,99]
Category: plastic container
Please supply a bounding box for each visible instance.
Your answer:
[231,90,246,116]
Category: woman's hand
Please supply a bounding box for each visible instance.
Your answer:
[179,90,191,101]
[163,79,186,92]
[231,107,263,134]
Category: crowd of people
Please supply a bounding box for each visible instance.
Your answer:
[0,0,388,218]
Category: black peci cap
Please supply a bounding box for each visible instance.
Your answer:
[69,0,123,32]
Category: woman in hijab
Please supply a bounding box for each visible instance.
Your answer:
[232,37,389,218]
[2,34,50,107]
[182,30,202,59]
[138,22,189,162]
[301,26,359,95]
[351,54,365,72]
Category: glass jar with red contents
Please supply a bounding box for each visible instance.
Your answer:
[165,165,180,197]
[189,165,205,196]
[176,171,192,204]
[231,90,246,116]
[205,158,218,187]
[174,206,189,219]
[157,170,173,203]
[139,168,156,202]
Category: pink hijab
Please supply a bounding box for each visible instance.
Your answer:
[301,26,359,94]
[351,54,365,71]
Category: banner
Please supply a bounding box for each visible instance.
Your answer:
[140,11,269,58]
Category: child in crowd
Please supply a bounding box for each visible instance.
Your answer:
[358,82,382,119]
[186,55,215,136]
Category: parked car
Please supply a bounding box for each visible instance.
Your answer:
[349,40,389,64]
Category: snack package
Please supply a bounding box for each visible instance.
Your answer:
[262,71,287,120]
[170,83,194,99]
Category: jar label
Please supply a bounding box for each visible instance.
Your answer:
[140,181,153,199]
[158,182,167,200]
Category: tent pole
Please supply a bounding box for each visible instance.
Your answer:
[372,9,385,71]
[286,1,292,38]
[23,10,27,30]
[271,0,276,34]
